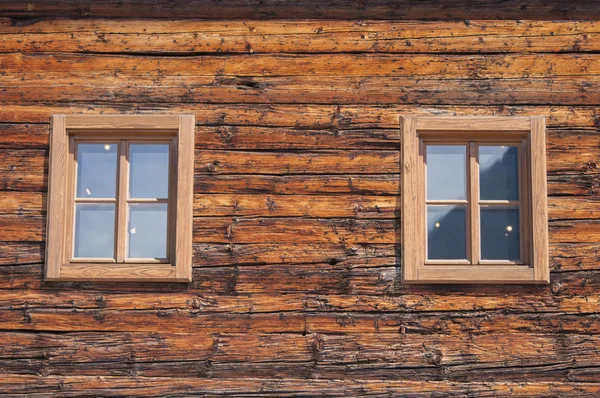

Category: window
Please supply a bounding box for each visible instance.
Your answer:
[401,116,549,284]
[46,115,195,282]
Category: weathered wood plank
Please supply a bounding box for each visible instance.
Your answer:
[1,263,599,304]
[0,240,598,272]
[195,126,400,150]
[0,191,44,216]
[1,124,588,152]
[193,218,397,244]
[5,76,600,106]
[0,242,44,265]
[550,220,600,243]
[2,298,600,335]
[195,194,398,218]
[0,374,599,397]
[2,287,600,318]
[0,124,48,149]
[195,150,400,175]
[551,243,600,272]
[5,53,600,79]
[1,104,598,128]
[2,19,600,54]
[0,331,599,381]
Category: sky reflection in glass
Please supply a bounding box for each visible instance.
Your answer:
[129,144,169,199]
[74,203,115,258]
[426,145,467,201]
[76,143,117,198]
[128,203,168,259]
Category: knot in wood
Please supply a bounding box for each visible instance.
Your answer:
[423,348,443,366]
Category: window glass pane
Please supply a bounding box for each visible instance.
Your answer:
[74,204,115,258]
[128,203,168,259]
[481,207,520,260]
[427,205,467,260]
[76,143,117,198]
[129,144,170,199]
[426,145,467,200]
[479,145,519,201]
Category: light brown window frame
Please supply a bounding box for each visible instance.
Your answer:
[401,116,549,284]
[46,115,195,282]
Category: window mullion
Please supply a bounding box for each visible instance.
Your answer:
[116,140,128,263]
[520,138,530,264]
[468,142,480,265]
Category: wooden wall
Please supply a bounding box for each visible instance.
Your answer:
[1,1,600,396]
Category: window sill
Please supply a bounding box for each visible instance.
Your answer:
[404,264,549,284]
[47,263,191,282]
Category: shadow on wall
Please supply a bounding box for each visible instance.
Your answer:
[3,0,600,20]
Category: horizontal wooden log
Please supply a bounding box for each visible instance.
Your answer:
[0,149,46,191]
[550,243,600,272]
[2,286,600,319]
[1,104,598,129]
[193,217,396,244]
[1,241,597,272]
[548,197,600,220]
[2,296,600,335]
[548,174,599,197]
[195,150,399,175]
[2,0,600,20]
[5,76,600,106]
[3,359,596,382]
[195,126,400,150]
[195,194,398,218]
[0,331,598,381]
[0,191,44,216]
[0,375,599,397]
[5,53,600,79]
[1,19,600,54]
[1,263,599,304]
[549,220,600,243]
[0,123,595,153]
[0,124,47,149]
[0,242,44,265]
[197,174,597,197]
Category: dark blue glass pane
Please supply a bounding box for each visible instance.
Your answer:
[481,207,520,260]
[427,205,467,260]
[479,146,519,201]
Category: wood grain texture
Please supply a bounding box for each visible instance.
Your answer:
[1,19,600,54]
[44,115,65,280]
[1,7,600,396]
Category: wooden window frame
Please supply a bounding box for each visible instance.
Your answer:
[46,115,195,282]
[401,116,549,284]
